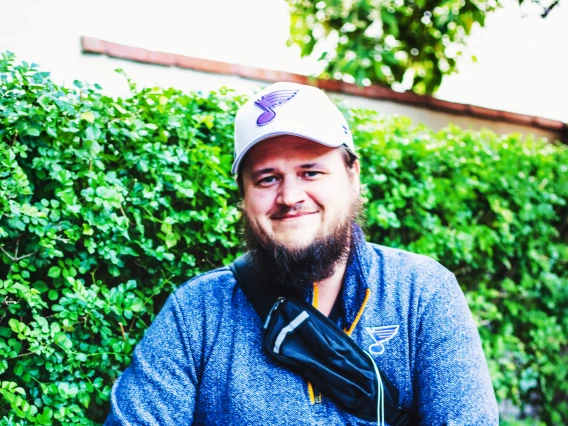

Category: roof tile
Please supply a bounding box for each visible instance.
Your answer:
[425,98,467,114]
[502,111,534,126]
[82,37,106,54]
[147,51,176,66]
[105,42,147,62]
[534,116,566,130]
[467,104,502,120]
[175,55,234,74]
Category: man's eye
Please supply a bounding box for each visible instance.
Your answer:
[303,171,322,178]
[258,176,277,185]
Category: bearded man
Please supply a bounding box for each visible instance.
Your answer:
[106,82,498,425]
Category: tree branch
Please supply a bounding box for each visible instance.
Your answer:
[119,323,126,342]
[540,0,560,17]
[0,246,15,262]
[0,246,39,262]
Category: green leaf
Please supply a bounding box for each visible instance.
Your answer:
[130,297,144,313]
[165,233,178,248]
[32,281,49,293]
[79,392,91,408]
[36,407,53,424]
[47,266,61,278]
[8,318,20,331]
[81,111,95,123]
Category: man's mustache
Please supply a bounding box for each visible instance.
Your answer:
[269,205,316,220]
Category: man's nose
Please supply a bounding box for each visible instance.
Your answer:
[276,178,306,207]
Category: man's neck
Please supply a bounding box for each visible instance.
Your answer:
[315,256,348,316]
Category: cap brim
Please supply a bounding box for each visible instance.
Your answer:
[231,132,346,175]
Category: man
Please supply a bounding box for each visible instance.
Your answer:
[106,82,498,425]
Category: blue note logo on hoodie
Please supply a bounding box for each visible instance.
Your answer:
[366,325,399,355]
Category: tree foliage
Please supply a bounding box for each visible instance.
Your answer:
[0,52,243,424]
[1,53,567,424]
[287,0,500,94]
[287,0,562,95]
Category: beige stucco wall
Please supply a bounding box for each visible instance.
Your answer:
[345,96,561,142]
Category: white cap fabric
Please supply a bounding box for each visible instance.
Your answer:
[232,82,355,174]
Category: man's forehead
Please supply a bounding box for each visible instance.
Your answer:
[241,136,341,173]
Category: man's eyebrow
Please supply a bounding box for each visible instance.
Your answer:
[250,168,276,180]
[299,163,326,169]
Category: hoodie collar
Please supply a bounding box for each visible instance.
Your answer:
[339,223,376,329]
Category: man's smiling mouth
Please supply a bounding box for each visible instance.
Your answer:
[271,211,319,220]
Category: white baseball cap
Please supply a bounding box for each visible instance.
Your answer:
[232,82,355,174]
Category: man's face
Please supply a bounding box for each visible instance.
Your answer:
[241,135,360,251]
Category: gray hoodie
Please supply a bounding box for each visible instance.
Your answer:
[106,228,498,425]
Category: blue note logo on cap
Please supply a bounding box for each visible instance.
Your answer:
[254,90,299,126]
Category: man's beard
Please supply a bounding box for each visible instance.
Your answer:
[241,197,363,291]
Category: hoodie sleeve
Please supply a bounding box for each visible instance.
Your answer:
[105,293,198,425]
[414,273,499,425]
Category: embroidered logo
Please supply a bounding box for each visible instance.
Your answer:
[365,325,399,355]
[254,90,298,126]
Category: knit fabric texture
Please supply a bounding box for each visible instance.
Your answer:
[105,229,498,425]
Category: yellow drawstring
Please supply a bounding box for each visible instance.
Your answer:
[344,288,371,336]
[307,381,316,405]
[312,282,319,309]
[308,282,320,404]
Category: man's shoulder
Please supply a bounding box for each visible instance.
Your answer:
[174,266,237,304]
[366,242,456,290]
[368,242,450,270]
[364,243,466,321]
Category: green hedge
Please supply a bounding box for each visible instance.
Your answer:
[1,52,567,425]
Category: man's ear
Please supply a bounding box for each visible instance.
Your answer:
[236,173,245,196]
[353,158,361,175]
[351,159,361,194]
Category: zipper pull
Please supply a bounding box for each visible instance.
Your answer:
[264,297,285,329]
